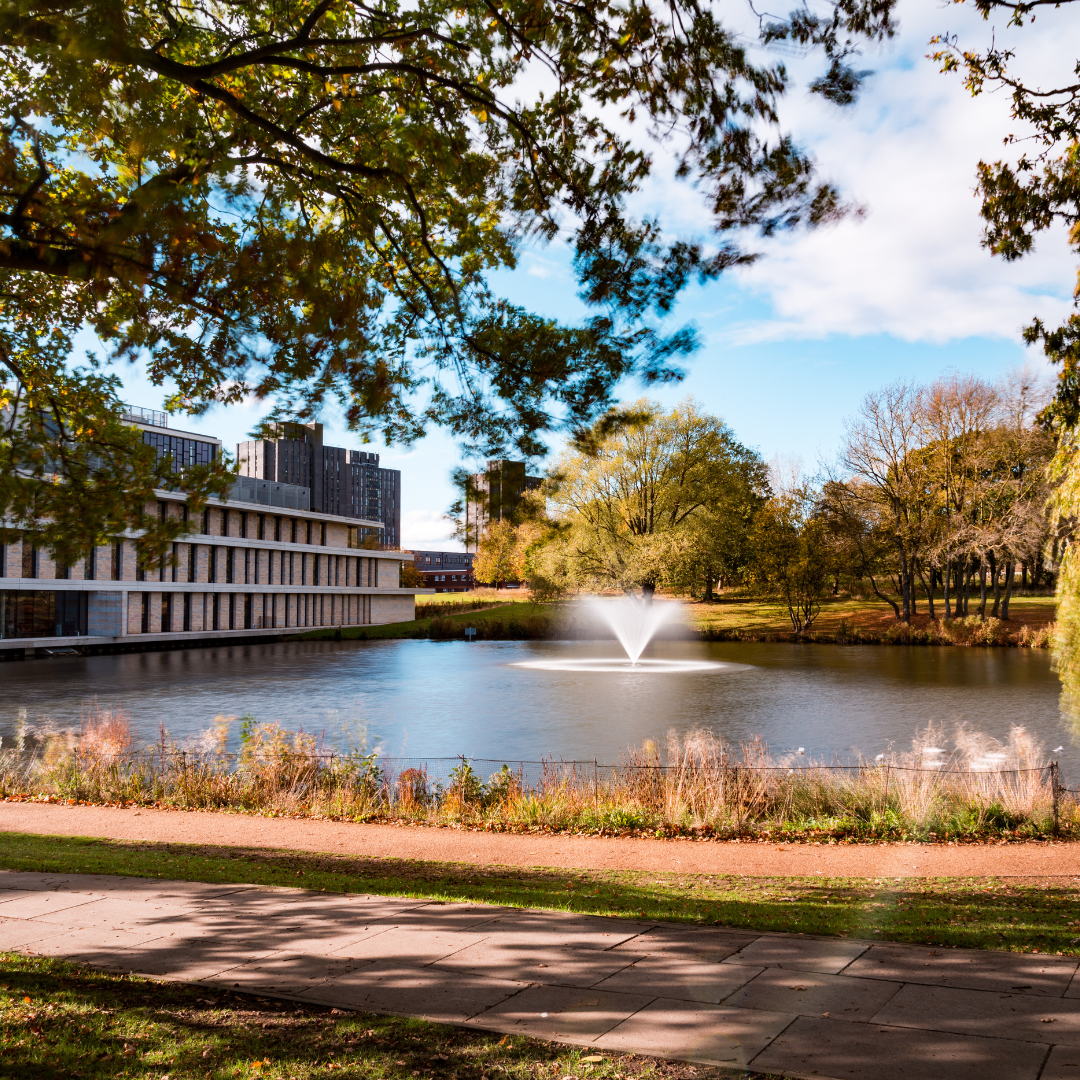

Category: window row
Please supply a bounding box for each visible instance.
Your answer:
[0,540,389,588]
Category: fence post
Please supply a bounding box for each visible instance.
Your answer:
[1052,761,1061,837]
[73,747,79,804]
[593,758,599,813]
[883,763,890,813]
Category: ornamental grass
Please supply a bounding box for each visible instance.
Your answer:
[0,707,1069,841]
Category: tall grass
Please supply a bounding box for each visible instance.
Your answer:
[0,709,1068,840]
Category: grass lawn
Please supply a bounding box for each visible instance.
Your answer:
[1,953,733,1080]
[1,833,1075,957]
[682,593,1058,638]
[293,601,552,641]
[290,592,1056,644]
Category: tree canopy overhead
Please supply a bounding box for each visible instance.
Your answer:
[0,0,889,555]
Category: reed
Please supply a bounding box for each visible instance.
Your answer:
[0,708,1068,840]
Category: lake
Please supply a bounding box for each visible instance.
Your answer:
[0,638,1070,776]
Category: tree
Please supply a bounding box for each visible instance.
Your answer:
[544,398,766,596]
[750,481,830,633]
[0,0,873,562]
[400,561,426,588]
[474,520,533,588]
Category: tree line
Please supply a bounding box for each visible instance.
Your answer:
[472,372,1060,632]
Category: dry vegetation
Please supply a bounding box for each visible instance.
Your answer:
[1,708,1068,842]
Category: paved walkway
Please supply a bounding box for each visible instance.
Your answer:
[4,802,1080,877]
[2,871,1079,1080]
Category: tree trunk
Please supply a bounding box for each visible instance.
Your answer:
[900,550,911,622]
[979,562,987,617]
[921,566,936,620]
[641,582,656,604]
[943,560,951,621]
[990,552,1001,618]
[1001,560,1015,621]
[955,559,965,618]
[1022,562,1028,589]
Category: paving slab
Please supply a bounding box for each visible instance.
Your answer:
[466,984,653,1042]
[722,967,902,1021]
[593,956,764,1004]
[845,943,1078,996]
[332,926,491,964]
[436,942,642,988]
[24,925,167,961]
[0,891,106,919]
[301,962,528,1024]
[750,1015,1049,1080]
[595,997,794,1067]
[0,915,53,950]
[872,982,1080,1046]
[214,952,370,995]
[723,936,870,974]
[1040,1044,1080,1080]
[119,936,282,980]
[611,926,758,963]
[472,911,652,950]
[25,896,194,928]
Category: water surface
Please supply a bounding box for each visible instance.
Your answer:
[0,638,1068,775]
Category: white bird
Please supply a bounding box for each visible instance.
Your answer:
[1054,746,1064,753]
[797,747,805,755]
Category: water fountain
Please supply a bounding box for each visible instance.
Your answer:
[513,594,724,673]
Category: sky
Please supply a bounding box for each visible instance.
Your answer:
[109,0,1079,551]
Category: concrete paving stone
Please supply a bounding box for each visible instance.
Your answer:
[301,962,528,1024]
[723,936,869,975]
[208,952,370,995]
[23,925,166,960]
[595,997,795,1067]
[332,926,491,964]
[465,983,654,1042]
[612,926,761,964]
[845,944,1078,996]
[0,891,106,920]
[473,911,652,950]
[1040,1044,1080,1080]
[368,903,517,932]
[872,982,1080,1046]
[593,956,764,1004]
[118,936,281,980]
[0,916,53,949]
[748,1015,1049,1080]
[721,967,902,1021]
[25,897,194,928]
[435,941,643,988]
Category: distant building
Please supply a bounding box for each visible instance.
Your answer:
[405,550,475,592]
[237,422,401,548]
[0,409,426,656]
[464,459,541,551]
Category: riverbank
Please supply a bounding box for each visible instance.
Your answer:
[291,595,1056,647]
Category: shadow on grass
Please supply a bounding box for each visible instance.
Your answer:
[1,832,1075,956]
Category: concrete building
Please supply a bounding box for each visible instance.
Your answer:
[0,411,426,657]
[464,459,542,551]
[237,423,401,548]
[405,550,475,592]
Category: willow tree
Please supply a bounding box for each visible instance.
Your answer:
[0,0,891,564]
[544,398,766,596]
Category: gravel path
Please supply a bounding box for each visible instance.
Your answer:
[3,803,1079,877]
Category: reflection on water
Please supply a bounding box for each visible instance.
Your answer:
[0,638,1069,776]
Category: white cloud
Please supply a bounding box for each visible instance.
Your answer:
[628,0,1080,346]
[401,509,462,552]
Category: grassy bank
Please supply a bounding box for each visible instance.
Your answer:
[296,593,1055,647]
[2,715,1067,842]
[2,832,1077,956]
[1,951,720,1080]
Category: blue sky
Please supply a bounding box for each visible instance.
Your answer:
[108,0,1079,550]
